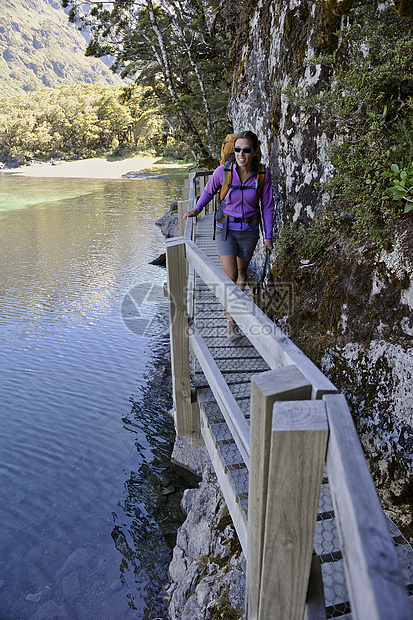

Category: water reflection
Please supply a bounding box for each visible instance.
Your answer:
[0,175,194,619]
[113,341,199,618]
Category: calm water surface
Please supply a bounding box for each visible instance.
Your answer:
[0,174,187,619]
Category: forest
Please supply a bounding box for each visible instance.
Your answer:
[0,83,186,163]
[62,0,239,168]
[62,0,413,238]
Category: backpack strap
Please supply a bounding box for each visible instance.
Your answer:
[218,159,266,204]
[256,163,265,198]
[219,154,235,202]
[213,156,266,239]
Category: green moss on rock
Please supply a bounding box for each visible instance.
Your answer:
[269,221,413,536]
[210,586,244,620]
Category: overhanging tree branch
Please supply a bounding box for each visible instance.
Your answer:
[61,0,240,166]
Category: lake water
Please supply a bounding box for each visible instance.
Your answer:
[0,173,192,620]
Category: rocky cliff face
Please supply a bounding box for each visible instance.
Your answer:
[165,468,246,619]
[228,0,413,536]
[0,0,121,97]
[229,0,340,229]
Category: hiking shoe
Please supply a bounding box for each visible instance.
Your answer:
[227,320,242,341]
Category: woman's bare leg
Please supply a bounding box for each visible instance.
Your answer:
[220,254,238,283]
[220,255,250,321]
[236,257,249,291]
[220,255,237,320]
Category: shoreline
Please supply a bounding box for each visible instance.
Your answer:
[1,155,195,180]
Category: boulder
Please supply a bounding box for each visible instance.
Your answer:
[155,212,179,239]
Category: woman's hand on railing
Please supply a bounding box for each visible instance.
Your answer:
[183,208,199,220]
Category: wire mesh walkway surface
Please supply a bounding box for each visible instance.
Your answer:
[190,213,413,619]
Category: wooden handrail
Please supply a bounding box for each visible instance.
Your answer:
[324,393,412,619]
[189,322,250,467]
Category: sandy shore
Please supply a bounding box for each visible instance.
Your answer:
[2,155,193,179]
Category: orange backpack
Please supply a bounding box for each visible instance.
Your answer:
[219,133,266,202]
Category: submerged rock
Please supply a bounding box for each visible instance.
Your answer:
[149,253,166,267]
[30,600,71,620]
[26,592,42,603]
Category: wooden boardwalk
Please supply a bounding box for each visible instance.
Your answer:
[189,212,413,619]
[167,171,413,618]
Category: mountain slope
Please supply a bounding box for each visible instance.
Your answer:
[0,0,122,97]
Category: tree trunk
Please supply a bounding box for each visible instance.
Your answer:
[146,0,218,168]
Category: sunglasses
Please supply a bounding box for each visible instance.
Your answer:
[234,146,253,154]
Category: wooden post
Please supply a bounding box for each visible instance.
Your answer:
[187,171,196,205]
[197,174,206,197]
[181,184,190,201]
[166,237,197,436]
[177,200,189,236]
[247,366,312,620]
[304,556,327,620]
[258,400,328,620]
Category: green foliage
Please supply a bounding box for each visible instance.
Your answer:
[0,83,175,162]
[210,586,243,620]
[383,163,413,213]
[0,0,121,98]
[287,4,413,246]
[61,0,239,167]
[365,156,413,214]
[275,220,334,271]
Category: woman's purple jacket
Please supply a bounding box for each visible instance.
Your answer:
[194,163,275,239]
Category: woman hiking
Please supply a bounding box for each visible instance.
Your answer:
[184,130,275,341]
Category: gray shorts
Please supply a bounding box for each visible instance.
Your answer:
[215,227,259,262]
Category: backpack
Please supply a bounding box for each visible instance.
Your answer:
[214,134,266,237]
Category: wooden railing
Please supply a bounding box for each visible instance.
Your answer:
[165,171,412,620]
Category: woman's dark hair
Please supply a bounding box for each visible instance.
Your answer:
[234,130,261,169]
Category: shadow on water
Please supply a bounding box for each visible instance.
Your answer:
[113,337,200,619]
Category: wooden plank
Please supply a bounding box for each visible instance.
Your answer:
[183,211,195,241]
[304,556,327,620]
[188,170,196,205]
[185,207,196,317]
[324,393,412,620]
[190,426,204,447]
[258,400,328,620]
[199,405,248,554]
[197,175,206,197]
[185,239,337,398]
[193,171,213,214]
[187,263,195,319]
[166,238,196,436]
[181,171,196,207]
[247,367,312,620]
[189,323,250,467]
[194,170,212,179]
